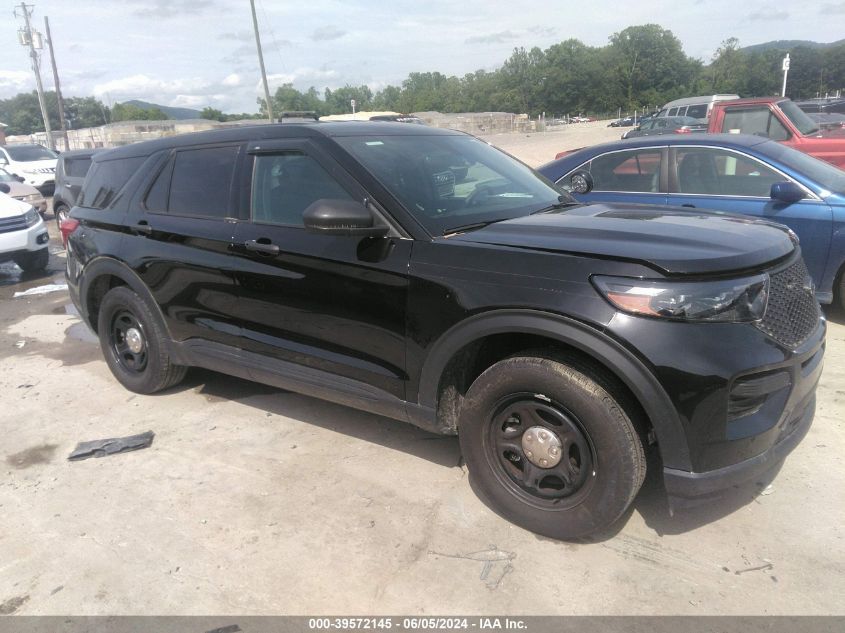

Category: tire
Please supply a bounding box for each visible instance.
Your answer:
[54,204,69,231]
[14,247,49,272]
[458,355,645,540]
[96,286,187,394]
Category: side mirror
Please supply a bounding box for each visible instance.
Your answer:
[569,170,594,195]
[14,174,24,182]
[303,199,389,237]
[770,181,805,204]
[0,183,10,194]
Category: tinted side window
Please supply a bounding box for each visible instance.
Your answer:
[64,157,92,178]
[78,157,145,209]
[721,108,790,141]
[168,146,239,218]
[686,104,708,119]
[583,150,661,193]
[675,148,782,197]
[667,107,678,116]
[251,152,354,226]
[144,158,173,212]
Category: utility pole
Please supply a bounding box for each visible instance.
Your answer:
[249,0,274,122]
[44,16,69,151]
[14,2,53,149]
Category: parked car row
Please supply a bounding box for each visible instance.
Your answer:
[541,133,845,309]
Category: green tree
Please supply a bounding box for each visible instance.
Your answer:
[111,103,169,121]
[200,107,226,121]
[324,84,373,114]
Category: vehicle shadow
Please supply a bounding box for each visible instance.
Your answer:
[172,368,462,469]
[822,304,845,325]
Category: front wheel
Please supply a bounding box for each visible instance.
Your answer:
[458,355,645,540]
[14,248,49,272]
[96,286,187,394]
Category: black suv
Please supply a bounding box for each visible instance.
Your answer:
[53,149,101,229]
[64,123,825,539]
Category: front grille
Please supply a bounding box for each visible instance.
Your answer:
[756,258,820,348]
[0,215,27,234]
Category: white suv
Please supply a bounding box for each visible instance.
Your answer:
[0,144,58,196]
[0,187,50,272]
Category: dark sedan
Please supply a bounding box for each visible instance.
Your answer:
[621,115,707,139]
[538,134,845,309]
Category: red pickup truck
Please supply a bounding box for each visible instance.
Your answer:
[708,97,845,168]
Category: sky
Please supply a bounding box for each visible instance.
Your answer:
[1,0,844,114]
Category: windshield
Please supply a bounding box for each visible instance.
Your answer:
[764,141,845,195]
[780,100,820,136]
[5,145,58,162]
[335,134,568,235]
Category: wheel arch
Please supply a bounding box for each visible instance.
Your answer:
[79,257,171,338]
[416,309,692,471]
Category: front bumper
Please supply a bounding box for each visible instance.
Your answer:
[664,391,815,506]
[0,216,50,259]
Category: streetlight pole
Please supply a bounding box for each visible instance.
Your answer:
[781,53,790,98]
[249,0,274,122]
[15,2,53,148]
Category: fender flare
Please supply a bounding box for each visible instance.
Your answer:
[78,257,172,338]
[416,309,692,471]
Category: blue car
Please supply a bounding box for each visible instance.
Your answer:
[538,134,845,308]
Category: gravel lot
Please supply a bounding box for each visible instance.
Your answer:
[1,125,843,615]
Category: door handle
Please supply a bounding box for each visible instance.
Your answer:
[681,204,696,208]
[132,222,152,235]
[243,239,280,255]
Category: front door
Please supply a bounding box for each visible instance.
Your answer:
[666,146,833,285]
[230,139,411,401]
[563,147,668,207]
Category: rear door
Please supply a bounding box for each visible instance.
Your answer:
[667,145,833,283]
[122,143,245,348]
[559,146,668,206]
[229,138,411,401]
[62,155,94,205]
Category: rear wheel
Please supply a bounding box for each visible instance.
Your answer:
[96,286,187,394]
[54,204,69,231]
[458,355,645,539]
[14,248,49,272]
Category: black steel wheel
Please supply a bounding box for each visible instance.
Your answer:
[458,354,645,539]
[96,286,187,394]
[488,394,596,509]
[109,309,148,374]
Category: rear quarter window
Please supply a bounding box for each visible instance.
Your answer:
[64,157,93,179]
[78,157,145,209]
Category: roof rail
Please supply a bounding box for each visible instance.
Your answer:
[278,111,319,122]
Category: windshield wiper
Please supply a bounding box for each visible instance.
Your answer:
[530,199,580,215]
[442,219,507,236]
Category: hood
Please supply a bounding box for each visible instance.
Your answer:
[1,180,41,199]
[450,203,795,275]
[0,192,35,219]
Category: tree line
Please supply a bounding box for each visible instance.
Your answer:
[2,24,844,136]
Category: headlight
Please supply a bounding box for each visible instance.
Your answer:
[23,206,41,227]
[23,193,41,203]
[593,274,769,322]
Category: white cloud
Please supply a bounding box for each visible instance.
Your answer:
[0,70,33,97]
[263,68,340,93]
[93,74,212,100]
[222,73,241,87]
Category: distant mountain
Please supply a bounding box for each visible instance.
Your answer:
[741,39,845,54]
[122,99,202,120]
